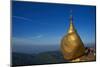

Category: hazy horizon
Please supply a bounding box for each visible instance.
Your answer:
[12,43,95,54]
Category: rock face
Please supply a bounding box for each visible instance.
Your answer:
[61,15,85,60]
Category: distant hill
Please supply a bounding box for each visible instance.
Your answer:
[12,53,36,66]
[12,50,68,66]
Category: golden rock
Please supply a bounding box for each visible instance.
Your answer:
[61,14,85,61]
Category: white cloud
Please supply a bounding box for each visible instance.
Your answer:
[29,34,43,39]
[13,16,49,25]
[12,34,62,45]
[12,34,43,45]
[13,16,33,22]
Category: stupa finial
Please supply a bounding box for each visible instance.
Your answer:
[68,10,76,34]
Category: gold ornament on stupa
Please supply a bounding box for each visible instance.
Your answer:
[61,12,85,61]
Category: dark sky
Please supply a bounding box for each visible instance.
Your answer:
[12,1,96,47]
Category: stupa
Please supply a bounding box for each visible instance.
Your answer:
[61,12,85,61]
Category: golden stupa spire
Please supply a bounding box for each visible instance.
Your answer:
[68,10,76,34]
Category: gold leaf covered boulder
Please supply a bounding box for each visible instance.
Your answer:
[61,14,85,61]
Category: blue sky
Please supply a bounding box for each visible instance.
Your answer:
[12,1,96,46]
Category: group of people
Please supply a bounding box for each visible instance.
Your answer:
[85,47,96,56]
